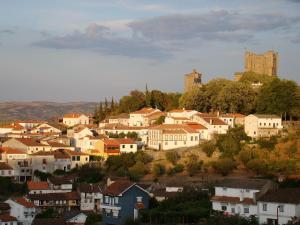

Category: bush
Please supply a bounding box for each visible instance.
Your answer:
[34,170,52,181]
[152,163,166,177]
[129,161,148,181]
[246,159,267,175]
[135,152,153,164]
[216,135,241,158]
[238,148,259,165]
[85,213,102,225]
[167,164,184,175]
[201,141,216,157]
[78,163,104,183]
[257,136,278,150]
[212,158,236,176]
[186,160,203,177]
[165,151,181,165]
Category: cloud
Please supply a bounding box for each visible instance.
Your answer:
[33,10,300,59]
[0,29,15,35]
[33,23,170,59]
[129,10,300,42]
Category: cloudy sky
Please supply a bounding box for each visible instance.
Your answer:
[0,0,299,101]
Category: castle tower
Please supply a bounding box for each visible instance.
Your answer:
[184,69,202,92]
[245,50,278,76]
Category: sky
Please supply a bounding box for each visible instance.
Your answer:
[0,0,299,102]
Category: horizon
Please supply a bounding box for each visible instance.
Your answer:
[0,0,300,101]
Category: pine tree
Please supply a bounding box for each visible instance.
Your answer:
[98,102,105,121]
[111,96,115,114]
[145,83,151,107]
[93,104,99,124]
[104,98,109,116]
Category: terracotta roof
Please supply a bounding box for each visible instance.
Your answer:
[31,149,88,158]
[0,214,17,222]
[220,113,246,118]
[149,124,198,134]
[211,196,255,205]
[185,122,207,130]
[252,114,281,119]
[171,116,190,120]
[202,117,227,125]
[145,111,166,119]
[28,192,80,201]
[63,113,86,118]
[258,188,300,204]
[46,141,69,148]
[27,181,50,191]
[216,178,270,190]
[108,113,130,119]
[15,138,48,147]
[104,139,122,146]
[14,197,36,208]
[78,183,102,193]
[115,138,135,145]
[0,147,26,154]
[0,162,13,170]
[130,107,158,115]
[0,203,10,211]
[48,176,73,185]
[104,180,134,196]
[169,109,193,113]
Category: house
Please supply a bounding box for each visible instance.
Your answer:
[0,203,10,215]
[27,181,51,194]
[0,147,32,182]
[30,123,62,135]
[185,122,210,140]
[17,120,47,130]
[0,214,18,225]
[95,139,121,160]
[63,211,88,225]
[258,188,300,225]
[108,113,130,126]
[76,135,100,153]
[219,113,246,128]
[0,123,26,135]
[244,114,283,139]
[192,114,229,139]
[2,138,50,154]
[153,182,184,202]
[5,197,37,225]
[78,183,102,212]
[211,179,275,217]
[28,192,80,213]
[129,107,161,127]
[47,176,73,192]
[118,138,137,153]
[164,109,198,124]
[0,162,14,177]
[102,179,150,225]
[63,113,89,127]
[148,124,200,150]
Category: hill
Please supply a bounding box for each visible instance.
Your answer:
[0,101,97,121]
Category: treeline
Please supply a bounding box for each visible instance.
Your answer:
[180,73,300,119]
[93,88,181,123]
[93,72,300,123]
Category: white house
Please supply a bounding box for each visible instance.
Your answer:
[2,138,50,154]
[244,114,283,139]
[211,179,275,217]
[5,197,37,225]
[129,107,162,127]
[63,113,89,127]
[78,183,102,212]
[148,124,200,150]
[0,162,14,177]
[164,109,198,124]
[30,123,62,135]
[258,188,300,225]
[118,138,138,153]
[219,113,246,128]
[108,113,130,126]
[0,215,18,225]
[76,135,100,153]
[27,181,51,194]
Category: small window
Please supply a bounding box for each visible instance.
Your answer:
[122,145,125,148]
[130,145,133,148]
[137,196,142,202]
[221,205,227,211]
[231,208,235,214]
[244,208,249,214]
[279,205,284,212]
[115,197,119,204]
[263,203,267,211]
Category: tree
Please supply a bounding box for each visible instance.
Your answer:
[128,161,148,181]
[185,154,203,176]
[179,87,210,112]
[165,151,181,165]
[201,141,216,157]
[154,115,165,125]
[98,102,105,121]
[246,159,267,175]
[152,163,166,177]
[238,148,259,165]
[239,71,275,84]
[212,158,236,176]
[256,79,299,119]
[216,134,241,158]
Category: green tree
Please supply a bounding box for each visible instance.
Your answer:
[201,141,216,157]
[256,79,299,119]
[216,134,241,158]
[239,71,275,84]
[246,159,267,175]
[128,161,148,181]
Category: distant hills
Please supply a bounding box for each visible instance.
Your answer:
[0,101,97,121]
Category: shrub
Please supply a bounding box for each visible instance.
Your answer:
[152,163,166,177]
[246,159,267,175]
[186,160,203,177]
[129,161,148,181]
[201,141,216,157]
[212,158,236,176]
[257,136,278,150]
[165,151,181,165]
[238,148,259,165]
[167,164,184,175]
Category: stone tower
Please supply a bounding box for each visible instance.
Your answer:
[184,69,202,92]
[245,50,278,76]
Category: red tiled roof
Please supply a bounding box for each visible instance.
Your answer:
[46,141,69,148]
[0,214,17,222]
[28,192,80,201]
[104,180,134,196]
[220,113,246,118]
[15,138,48,147]
[171,117,190,120]
[211,195,255,205]
[130,107,158,115]
[27,181,50,191]
[115,138,135,145]
[104,139,122,147]
[31,149,88,159]
[169,109,193,113]
[149,124,198,134]
[202,117,227,125]
[0,147,26,154]
[63,113,86,118]
[14,197,37,208]
[185,122,207,130]
[0,162,13,170]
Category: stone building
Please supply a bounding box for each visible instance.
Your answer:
[184,69,202,92]
[245,51,278,77]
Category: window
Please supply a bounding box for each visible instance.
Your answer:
[122,145,125,148]
[115,197,119,204]
[263,203,267,211]
[223,187,227,191]
[191,136,193,141]
[77,156,80,161]
[244,208,249,214]
[130,145,133,148]
[104,196,109,204]
[221,205,227,211]
[279,205,284,212]
[137,196,142,202]
[231,208,235,214]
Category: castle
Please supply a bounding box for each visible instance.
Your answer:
[235,50,278,81]
[184,69,202,92]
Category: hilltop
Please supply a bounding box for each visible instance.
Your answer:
[0,101,96,121]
